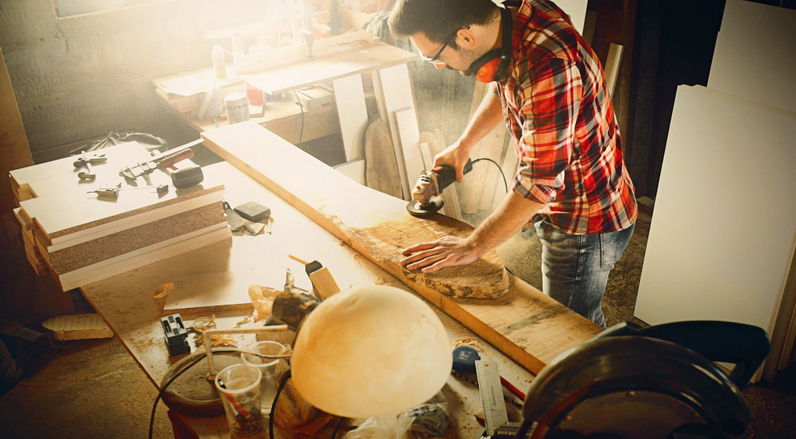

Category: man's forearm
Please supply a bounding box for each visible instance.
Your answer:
[458,90,505,152]
[466,190,544,258]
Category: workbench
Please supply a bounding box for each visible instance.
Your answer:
[78,159,536,438]
[154,37,421,193]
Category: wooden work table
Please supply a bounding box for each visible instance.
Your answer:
[79,160,535,438]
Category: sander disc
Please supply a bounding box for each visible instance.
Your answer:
[407,198,444,217]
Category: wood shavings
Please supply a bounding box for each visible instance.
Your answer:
[373,277,390,285]
[452,337,481,349]
[152,282,174,299]
[248,284,282,322]
[191,315,238,348]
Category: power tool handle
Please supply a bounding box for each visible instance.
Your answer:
[435,159,473,193]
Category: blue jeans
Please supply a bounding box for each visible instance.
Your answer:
[533,220,635,328]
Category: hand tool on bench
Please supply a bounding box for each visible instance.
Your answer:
[120,139,204,187]
[73,151,108,181]
[407,159,473,217]
[289,255,341,299]
[87,182,169,199]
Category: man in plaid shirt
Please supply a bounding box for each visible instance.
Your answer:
[392,0,637,327]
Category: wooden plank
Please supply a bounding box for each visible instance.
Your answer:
[363,117,403,198]
[201,122,601,374]
[332,74,369,161]
[242,43,417,96]
[461,84,493,215]
[394,107,425,190]
[59,224,231,291]
[605,43,624,98]
[333,159,365,185]
[371,63,419,200]
[634,86,796,380]
[554,0,589,34]
[238,31,376,75]
[47,202,225,273]
[478,128,508,212]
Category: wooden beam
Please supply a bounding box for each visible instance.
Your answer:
[202,122,602,374]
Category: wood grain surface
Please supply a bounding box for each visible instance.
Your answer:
[201,122,601,374]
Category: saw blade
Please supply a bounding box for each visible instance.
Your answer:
[476,359,509,436]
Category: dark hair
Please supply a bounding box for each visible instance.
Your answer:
[389,0,499,48]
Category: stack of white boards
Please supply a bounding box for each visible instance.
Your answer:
[634,0,796,382]
[9,141,230,291]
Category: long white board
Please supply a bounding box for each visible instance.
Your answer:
[635,85,796,340]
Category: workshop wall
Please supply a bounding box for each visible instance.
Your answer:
[0,0,271,163]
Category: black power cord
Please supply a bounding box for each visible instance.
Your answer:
[472,157,509,193]
[148,353,209,439]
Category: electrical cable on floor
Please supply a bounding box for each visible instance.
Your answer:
[293,89,305,147]
[472,157,509,193]
[148,353,208,439]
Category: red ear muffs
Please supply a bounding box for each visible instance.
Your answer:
[471,49,504,83]
[467,5,513,83]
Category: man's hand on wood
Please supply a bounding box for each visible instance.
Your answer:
[400,235,479,273]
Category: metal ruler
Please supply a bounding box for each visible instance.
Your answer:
[476,359,510,437]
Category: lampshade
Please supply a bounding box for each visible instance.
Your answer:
[290,285,453,418]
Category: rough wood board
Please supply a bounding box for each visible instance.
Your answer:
[363,117,403,199]
[59,224,231,292]
[201,122,601,374]
[47,202,225,273]
[42,314,113,341]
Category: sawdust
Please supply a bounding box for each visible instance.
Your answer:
[452,337,481,350]
[248,284,282,322]
[191,315,237,348]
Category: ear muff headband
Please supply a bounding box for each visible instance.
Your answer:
[468,5,514,83]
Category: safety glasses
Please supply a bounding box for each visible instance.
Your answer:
[418,26,469,66]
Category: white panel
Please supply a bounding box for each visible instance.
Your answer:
[709,0,796,113]
[333,159,366,185]
[394,107,425,187]
[554,0,588,34]
[372,63,417,199]
[333,75,369,161]
[635,86,796,334]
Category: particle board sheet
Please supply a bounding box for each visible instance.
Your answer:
[201,121,601,374]
[635,85,796,347]
[708,0,796,113]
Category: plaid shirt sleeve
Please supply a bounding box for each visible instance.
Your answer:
[511,56,581,205]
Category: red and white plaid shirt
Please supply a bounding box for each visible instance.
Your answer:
[492,0,637,234]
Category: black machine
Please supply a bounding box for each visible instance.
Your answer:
[498,320,770,439]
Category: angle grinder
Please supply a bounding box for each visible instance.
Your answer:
[407,159,473,217]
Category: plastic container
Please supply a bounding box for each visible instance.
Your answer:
[232,32,245,73]
[241,341,286,414]
[224,92,250,124]
[212,45,226,79]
